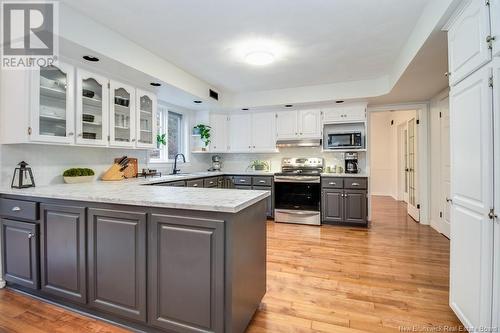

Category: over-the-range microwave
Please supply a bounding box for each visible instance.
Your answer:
[327,131,363,149]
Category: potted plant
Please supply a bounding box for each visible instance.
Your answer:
[248,160,269,171]
[63,168,95,184]
[193,124,211,151]
[156,133,167,149]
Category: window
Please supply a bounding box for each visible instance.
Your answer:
[150,104,186,163]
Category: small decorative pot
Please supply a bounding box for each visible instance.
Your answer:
[63,176,94,184]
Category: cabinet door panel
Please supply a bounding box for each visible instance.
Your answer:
[252,185,273,218]
[322,189,343,223]
[276,111,298,139]
[252,112,277,151]
[228,113,252,152]
[41,204,86,303]
[298,109,321,139]
[136,89,157,148]
[110,81,136,147]
[76,69,109,146]
[449,66,493,329]
[149,214,224,333]
[492,0,500,57]
[344,190,367,224]
[1,219,39,289]
[88,209,147,322]
[209,114,228,152]
[31,62,75,144]
[448,0,491,85]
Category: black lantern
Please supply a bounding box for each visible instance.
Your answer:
[11,161,35,189]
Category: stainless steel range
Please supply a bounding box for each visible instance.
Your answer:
[274,158,323,225]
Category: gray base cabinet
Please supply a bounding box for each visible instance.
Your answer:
[321,177,368,226]
[88,208,147,322]
[40,204,86,303]
[148,214,224,333]
[1,219,39,289]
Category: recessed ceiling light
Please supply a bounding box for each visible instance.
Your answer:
[193,100,202,104]
[242,108,249,111]
[83,55,99,62]
[285,104,293,108]
[150,82,161,87]
[336,100,345,104]
[245,51,275,66]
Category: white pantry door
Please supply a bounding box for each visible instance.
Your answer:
[449,65,494,330]
[440,96,451,238]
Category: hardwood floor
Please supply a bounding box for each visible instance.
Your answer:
[0,196,462,333]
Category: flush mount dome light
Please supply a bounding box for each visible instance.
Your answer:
[245,51,275,66]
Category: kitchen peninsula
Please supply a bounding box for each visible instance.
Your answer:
[0,180,269,333]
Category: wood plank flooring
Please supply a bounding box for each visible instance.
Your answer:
[0,196,463,333]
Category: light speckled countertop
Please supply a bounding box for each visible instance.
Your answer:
[320,173,369,178]
[0,174,270,213]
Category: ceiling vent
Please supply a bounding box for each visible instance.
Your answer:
[209,89,219,101]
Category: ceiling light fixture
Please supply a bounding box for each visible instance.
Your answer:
[193,100,203,104]
[335,100,345,104]
[150,82,161,87]
[245,51,275,66]
[285,104,293,108]
[83,55,99,62]
[242,108,249,111]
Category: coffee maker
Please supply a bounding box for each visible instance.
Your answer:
[208,155,222,171]
[345,152,359,174]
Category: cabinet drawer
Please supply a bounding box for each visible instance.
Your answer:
[321,178,343,189]
[203,177,219,188]
[233,176,252,185]
[186,179,203,188]
[344,178,367,190]
[0,198,39,221]
[252,176,272,186]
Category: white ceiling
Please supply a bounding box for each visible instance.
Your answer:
[61,0,431,94]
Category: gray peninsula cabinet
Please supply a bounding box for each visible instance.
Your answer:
[321,177,368,226]
[0,195,267,333]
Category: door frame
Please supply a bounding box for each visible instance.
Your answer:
[368,103,430,225]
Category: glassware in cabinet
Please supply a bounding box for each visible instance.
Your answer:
[136,89,157,148]
[110,81,136,147]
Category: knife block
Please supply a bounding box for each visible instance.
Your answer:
[101,164,125,181]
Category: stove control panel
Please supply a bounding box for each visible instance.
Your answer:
[281,157,324,167]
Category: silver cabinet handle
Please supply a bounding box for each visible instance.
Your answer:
[259,180,266,183]
[11,206,21,212]
[352,182,360,186]
[329,182,336,185]
[193,184,198,187]
[209,181,214,185]
[28,232,34,239]
[240,179,246,182]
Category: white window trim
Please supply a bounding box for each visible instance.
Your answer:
[149,104,190,165]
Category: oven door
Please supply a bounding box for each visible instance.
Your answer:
[274,179,321,225]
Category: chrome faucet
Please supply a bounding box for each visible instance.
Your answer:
[172,153,186,175]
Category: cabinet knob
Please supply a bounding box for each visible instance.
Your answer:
[193,184,198,187]
[131,138,136,142]
[28,232,34,239]
[68,132,74,136]
[352,182,360,186]
[248,146,251,148]
[11,206,21,212]
[78,133,82,137]
[259,180,266,183]
[329,182,336,185]
[300,133,303,135]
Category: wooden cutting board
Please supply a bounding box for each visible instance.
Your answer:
[114,157,138,178]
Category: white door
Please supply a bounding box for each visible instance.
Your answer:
[109,81,136,148]
[252,112,277,152]
[403,128,409,203]
[276,111,298,139]
[228,113,252,152]
[31,62,75,144]
[449,66,494,330]
[440,96,451,238]
[209,114,228,152]
[136,89,157,148]
[447,0,491,86]
[406,117,420,221]
[298,109,322,139]
[397,122,407,201]
[76,69,109,146]
[491,0,499,57]
[492,57,500,331]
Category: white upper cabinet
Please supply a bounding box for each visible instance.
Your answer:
[449,65,494,331]
[228,113,252,152]
[136,89,157,149]
[492,0,500,57]
[322,103,366,123]
[109,81,136,148]
[298,109,322,139]
[30,62,75,144]
[276,111,298,140]
[252,112,277,152]
[447,0,491,86]
[76,69,109,146]
[209,113,229,152]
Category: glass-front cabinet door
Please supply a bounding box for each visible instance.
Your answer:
[76,69,109,146]
[30,62,74,143]
[136,89,157,148]
[110,81,136,147]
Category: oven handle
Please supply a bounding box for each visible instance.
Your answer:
[274,176,320,183]
[275,209,320,216]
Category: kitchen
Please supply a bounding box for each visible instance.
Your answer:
[0,1,499,333]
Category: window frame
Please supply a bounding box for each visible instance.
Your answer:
[149,103,190,164]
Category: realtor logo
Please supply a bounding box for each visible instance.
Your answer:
[1,1,59,69]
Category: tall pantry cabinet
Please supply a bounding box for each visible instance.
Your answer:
[445,0,499,330]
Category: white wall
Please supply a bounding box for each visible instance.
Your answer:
[369,110,416,199]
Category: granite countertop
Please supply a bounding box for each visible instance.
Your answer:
[0,179,270,213]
